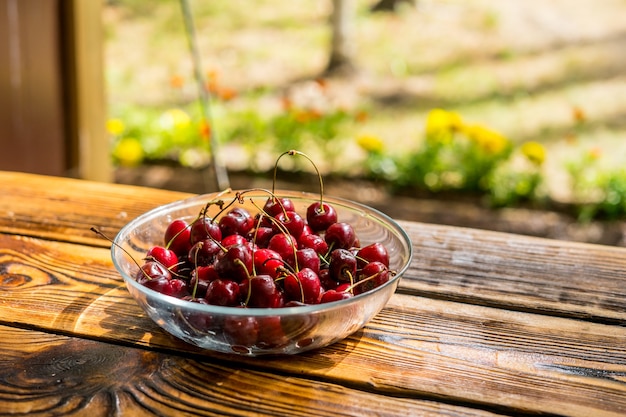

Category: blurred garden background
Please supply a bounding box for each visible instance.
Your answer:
[104,0,626,244]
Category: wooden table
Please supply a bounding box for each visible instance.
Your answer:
[1,171,625,417]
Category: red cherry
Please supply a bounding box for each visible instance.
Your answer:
[272,210,305,239]
[329,248,357,283]
[320,289,353,303]
[284,268,322,304]
[306,201,337,232]
[248,226,274,248]
[267,233,297,265]
[190,217,222,245]
[219,207,255,237]
[241,274,284,308]
[146,246,179,272]
[224,315,259,347]
[190,265,219,298]
[256,316,288,348]
[318,268,339,290]
[136,260,172,284]
[221,234,249,248]
[354,261,391,295]
[214,244,253,282]
[298,233,329,256]
[179,297,213,330]
[263,197,295,217]
[143,276,188,298]
[292,247,320,275]
[325,222,356,250]
[356,243,390,268]
[164,219,192,256]
[188,239,221,266]
[253,248,285,278]
[205,279,241,306]
[300,224,313,237]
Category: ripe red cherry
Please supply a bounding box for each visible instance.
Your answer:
[284,268,322,304]
[136,260,172,284]
[272,210,305,238]
[188,239,221,266]
[320,288,353,303]
[356,242,390,268]
[318,268,339,290]
[248,226,274,248]
[221,233,249,248]
[224,315,259,348]
[253,248,285,278]
[263,197,295,217]
[256,316,288,349]
[292,247,320,275]
[268,233,297,265]
[306,201,337,232]
[190,265,219,298]
[214,244,253,282]
[205,279,241,306]
[190,217,222,244]
[300,224,313,237]
[241,275,284,308]
[164,219,192,256]
[354,261,391,295]
[325,222,356,250]
[329,248,357,283]
[298,233,329,256]
[219,207,255,237]
[144,276,189,298]
[146,246,179,272]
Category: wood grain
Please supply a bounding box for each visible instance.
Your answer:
[0,325,506,417]
[2,171,626,416]
[0,171,191,246]
[1,233,624,416]
[398,220,626,322]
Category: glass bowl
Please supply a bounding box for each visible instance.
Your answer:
[111,190,412,356]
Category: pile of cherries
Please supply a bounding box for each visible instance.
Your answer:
[134,151,395,309]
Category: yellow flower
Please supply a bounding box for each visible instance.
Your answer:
[106,118,125,136]
[520,141,546,165]
[113,137,144,166]
[464,124,509,155]
[357,134,385,154]
[159,108,191,130]
[425,109,463,138]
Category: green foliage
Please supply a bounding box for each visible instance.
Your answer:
[567,150,626,221]
[108,105,211,168]
[394,109,514,193]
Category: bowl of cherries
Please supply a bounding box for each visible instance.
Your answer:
[110,151,413,355]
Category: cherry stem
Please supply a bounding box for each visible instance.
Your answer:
[272,149,326,211]
[235,258,253,307]
[190,241,203,298]
[343,268,397,294]
[249,198,299,271]
[90,227,152,281]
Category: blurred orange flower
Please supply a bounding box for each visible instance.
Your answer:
[170,74,184,89]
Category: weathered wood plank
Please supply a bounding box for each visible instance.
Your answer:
[1,234,625,416]
[0,325,506,417]
[0,171,191,246]
[398,220,626,322]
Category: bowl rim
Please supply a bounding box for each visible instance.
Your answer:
[111,189,413,317]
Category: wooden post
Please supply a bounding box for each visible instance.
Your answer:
[62,0,112,182]
[0,0,67,176]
